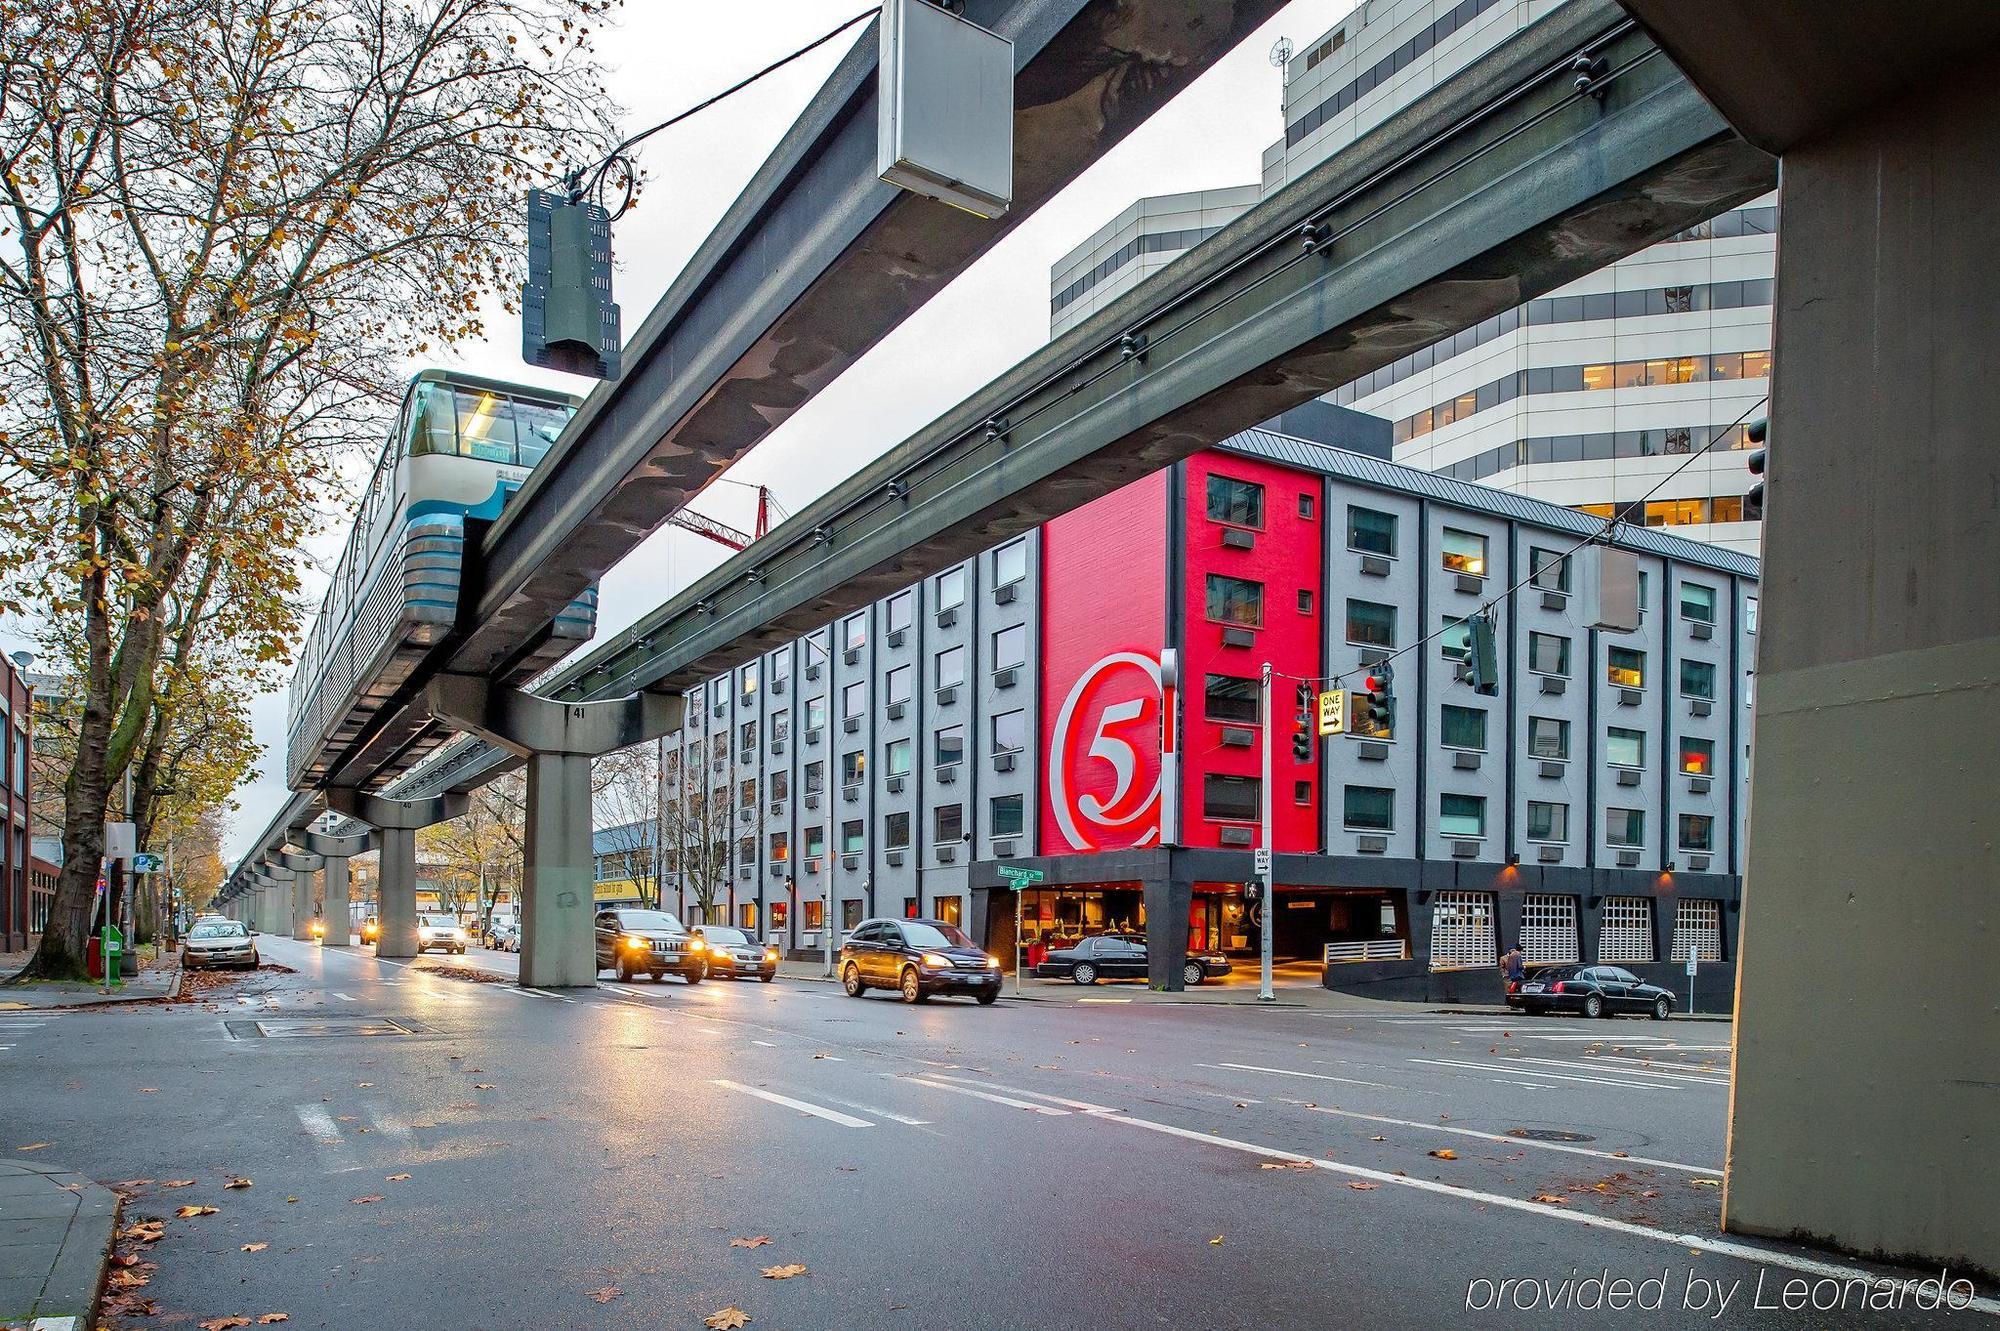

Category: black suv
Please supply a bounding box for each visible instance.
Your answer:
[840,918,1002,1005]
[594,907,706,983]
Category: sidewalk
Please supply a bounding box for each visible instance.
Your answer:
[0,1159,119,1328]
[0,948,183,1011]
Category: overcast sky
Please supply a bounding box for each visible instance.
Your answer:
[147,0,1360,861]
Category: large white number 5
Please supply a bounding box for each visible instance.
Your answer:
[1080,700,1146,825]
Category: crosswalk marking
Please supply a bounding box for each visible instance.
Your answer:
[900,1076,1070,1115]
[332,992,356,1002]
[918,1072,1120,1114]
[1512,1054,1729,1085]
[1410,1057,1673,1091]
[295,1103,363,1171]
[711,1079,873,1127]
[1202,1061,1399,1091]
[1300,1105,1719,1173]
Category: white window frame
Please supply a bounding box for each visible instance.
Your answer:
[1599,896,1655,963]
[1520,894,1579,965]
[1429,891,1497,969]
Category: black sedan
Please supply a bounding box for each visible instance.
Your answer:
[693,925,778,981]
[1035,933,1232,987]
[840,917,1002,1004]
[1507,964,1676,1019]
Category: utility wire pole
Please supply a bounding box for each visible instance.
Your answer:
[1259,662,1275,1003]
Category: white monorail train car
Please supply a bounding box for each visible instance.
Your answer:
[286,370,593,789]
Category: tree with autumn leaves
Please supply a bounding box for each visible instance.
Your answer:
[0,0,620,977]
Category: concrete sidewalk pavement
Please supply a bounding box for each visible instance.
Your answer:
[0,949,182,1011]
[0,1159,118,1329]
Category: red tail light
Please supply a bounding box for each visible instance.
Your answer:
[1552,981,1566,994]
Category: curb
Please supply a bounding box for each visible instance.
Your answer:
[1429,1005,1733,1023]
[0,1161,119,1328]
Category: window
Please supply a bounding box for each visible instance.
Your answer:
[1204,774,1260,822]
[1607,647,1646,689]
[803,898,824,931]
[1678,814,1714,851]
[934,725,964,767]
[1440,705,1486,751]
[1745,596,1759,634]
[994,538,1028,587]
[935,645,966,688]
[769,832,789,864]
[935,803,964,842]
[1205,574,1264,627]
[842,750,866,786]
[1605,807,1645,847]
[992,624,1026,670]
[770,770,789,802]
[770,710,790,744]
[990,795,1025,838]
[1439,793,1486,839]
[844,613,867,651]
[991,709,1026,753]
[1521,895,1579,964]
[1297,493,1315,519]
[1439,616,1471,661]
[1343,785,1393,831]
[1528,716,1569,761]
[1205,474,1265,528]
[841,820,864,853]
[887,591,913,635]
[804,760,824,794]
[842,681,866,719]
[937,567,966,610]
[1348,506,1396,557]
[936,895,963,927]
[1681,738,1715,775]
[741,662,760,697]
[1529,547,1569,592]
[1429,891,1497,968]
[739,719,758,750]
[1441,528,1487,577]
[737,834,756,866]
[1680,582,1716,623]
[843,899,864,932]
[1671,898,1723,962]
[1297,589,1314,615]
[1606,727,1645,768]
[805,825,826,857]
[739,778,757,809]
[1529,632,1571,677]
[805,697,826,731]
[1204,674,1259,724]
[885,811,911,848]
[1346,599,1396,648]
[711,678,730,708]
[1599,897,1655,963]
[885,737,911,776]
[1526,800,1568,843]
[1681,659,1716,700]
[885,664,913,705]
[1293,780,1311,806]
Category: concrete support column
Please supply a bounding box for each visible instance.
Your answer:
[326,791,466,960]
[428,674,682,988]
[277,851,323,941]
[257,870,294,937]
[1725,52,2000,1275]
[305,831,372,948]
[1141,859,1194,992]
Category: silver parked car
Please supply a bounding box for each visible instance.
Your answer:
[182,919,258,970]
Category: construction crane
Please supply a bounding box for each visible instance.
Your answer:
[666,482,784,552]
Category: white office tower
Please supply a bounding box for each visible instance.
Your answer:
[1048,186,1262,338]
[1051,0,1775,553]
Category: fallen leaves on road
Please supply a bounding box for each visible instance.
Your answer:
[351,1195,383,1205]
[357,1082,373,1087]
[1209,1235,1224,1246]
[761,1264,808,1280]
[1258,1160,1312,1170]
[16,1141,52,1150]
[386,1173,411,1182]
[1428,1149,1458,1160]
[1531,1193,1568,1205]
[1346,1182,1381,1191]
[729,1236,772,1248]
[472,1083,496,1090]
[225,1177,253,1189]
[123,1220,166,1243]
[175,1204,219,1218]
[705,1309,751,1329]
[241,1243,268,1252]
[115,1179,155,1188]
[199,1318,251,1330]
[258,1316,289,1324]
[107,1266,151,1290]
[162,1178,197,1187]
[1369,1135,1387,1142]
[111,1253,142,1268]
[1691,1178,1722,1187]
[585,1285,623,1303]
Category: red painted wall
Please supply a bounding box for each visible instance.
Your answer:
[1040,471,1169,855]
[1179,452,1323,852]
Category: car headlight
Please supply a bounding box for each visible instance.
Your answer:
[688,937,706,952]
[983,955,1000,969]
[623,934,649,949]
[921,951,954,969]
[764,948,779,961]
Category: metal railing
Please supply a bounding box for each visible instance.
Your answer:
[1323,938,1409,964]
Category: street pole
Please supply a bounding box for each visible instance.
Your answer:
[1014,888,1023,997]
[1259,661,1275,1003]
[822,878,834,978]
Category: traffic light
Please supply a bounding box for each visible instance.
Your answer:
[1744,417,1768,520]
[1362,663,1396,737]
[1292,681,1315,763]
[1465,613,1499,696]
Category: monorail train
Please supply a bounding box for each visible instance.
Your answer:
[286,370,594,789]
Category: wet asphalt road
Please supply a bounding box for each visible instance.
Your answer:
[0,936,1981,1330]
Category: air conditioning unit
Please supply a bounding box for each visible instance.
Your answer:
[1452,751,1481,770]
[886,849,907,866]
[1538,844,1563,863]
[843,716,861,733]
[992,751,1016,772]
[935,685,958,706]
[806,856,823,874]
[992,666,1018,689]
[1219,826,1253,847]
[805,793,821,810]
[938,764,958,785]
[1617,688,1643,707]
[1359,554,1390,577]
[806,663,821,681]
[843,784,860,803]
[1450,839,1479,858]
[1220,626,1255,649]
[841,853,860,871]
[844,647,862,665]
[1221,527,1254,550]
[936,606,958,628]
[995,583,1017,604]
[805,727,822,745]
[993,838,1018,858]
[1616,769,1642,787]
[886,775,906,794]
[937,844,958,863]
[886,702,907,721]
[887,629,907,648]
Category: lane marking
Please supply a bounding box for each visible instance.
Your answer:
[820,1095,932,1126]
[920,1072,1120,1114]
[1299,1105,1719,1174]
[752,1039,777,1048]
[294,1104,362,1172]
[1411,1058,1673,1091]
[900,1076,1070,1115]
[518,986,576,1002]
[1088,1111,2000,1316]
[1204,1061,1399,1091]
[1514,1055,1729,1085]
[333,992,356,1003]
[711,1079,873,1127]
[1076,997,1133,1004]
[366,1106,412,1140]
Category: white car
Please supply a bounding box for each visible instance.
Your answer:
[417,915,468,955]
[182,920,258,970]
